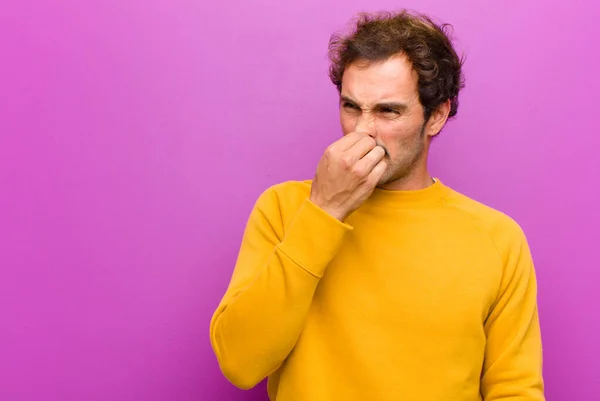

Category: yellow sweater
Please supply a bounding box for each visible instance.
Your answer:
[210,179,544,401]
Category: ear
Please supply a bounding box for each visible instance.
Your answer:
[425,100,451,137]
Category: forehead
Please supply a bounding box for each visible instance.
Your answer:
[341,54,419,103]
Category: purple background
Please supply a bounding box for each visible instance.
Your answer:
[1,0,599,400]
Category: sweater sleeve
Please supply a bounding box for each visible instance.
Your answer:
[209,186,351,390]
[481,229,545,400]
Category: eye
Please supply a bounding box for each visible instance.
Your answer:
[342,102,359,110]
[380,107,400,115]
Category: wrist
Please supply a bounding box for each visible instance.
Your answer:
[308,196,347,222]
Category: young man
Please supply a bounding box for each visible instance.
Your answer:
[210,10,545,401]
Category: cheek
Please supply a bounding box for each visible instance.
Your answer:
[375,122,406,147]
[376,121,422,156]
[339,113,355,135]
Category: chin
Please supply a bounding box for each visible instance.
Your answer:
[377,164,413,188]
[376,170,399,187]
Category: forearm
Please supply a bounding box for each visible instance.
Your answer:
[481,308,544,400]
[210,198,350,389]
[210,246,321,389]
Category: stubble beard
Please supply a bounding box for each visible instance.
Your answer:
[376,123,427,187]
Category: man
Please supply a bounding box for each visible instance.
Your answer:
[210,10,544,401]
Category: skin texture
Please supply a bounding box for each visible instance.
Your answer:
[310,53,451,221]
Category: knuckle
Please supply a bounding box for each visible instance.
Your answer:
[340,155,353,168]
[325,146,336,158]
[351,165,367,178]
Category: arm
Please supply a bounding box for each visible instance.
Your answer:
[481,230,545,400]
[209,186,351,389]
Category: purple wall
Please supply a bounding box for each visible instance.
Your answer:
[1,0,598,400]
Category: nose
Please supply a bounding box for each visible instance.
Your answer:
[355,112,376,138]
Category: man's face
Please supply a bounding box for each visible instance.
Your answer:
[339,54,433,187]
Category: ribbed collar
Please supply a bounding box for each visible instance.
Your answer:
[366,178,448,208]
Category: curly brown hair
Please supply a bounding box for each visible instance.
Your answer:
[328,11,465,122]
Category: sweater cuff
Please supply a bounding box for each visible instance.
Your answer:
[278,199,352,278]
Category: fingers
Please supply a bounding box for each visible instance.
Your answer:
[352,146,386,178]
[343,136,377,165]
[356,145,385,170]
[367,158,387,185]
[333,131,373,152]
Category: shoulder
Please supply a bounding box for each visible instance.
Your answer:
[255,180,311,207]
[442,185,528,254]
[252,180,313,221]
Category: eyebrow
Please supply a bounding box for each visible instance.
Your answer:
[340,95,408,112]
